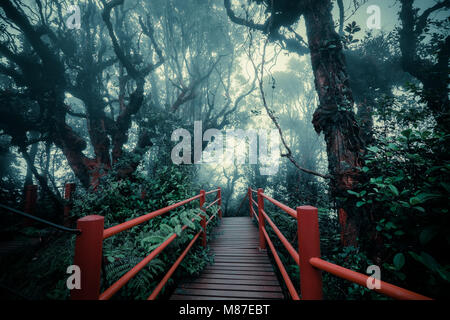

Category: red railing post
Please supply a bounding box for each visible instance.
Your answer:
[141,188,147,200]
[257,188,266,250]
[23,184,38,226]
[248,187,253,218]
[297,206,323,300]
[24,184,37,215]
[64,183,76,226]
[200,190,207,248]
[217,187,222,219]
[71,215,104,300]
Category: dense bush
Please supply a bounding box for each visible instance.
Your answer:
[343,88,450,299]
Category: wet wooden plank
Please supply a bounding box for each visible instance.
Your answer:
[173,288,283,299]
[205,266,274,273]
[180,283,282,293]
[170,216,283,300]
[191,277,280,286]
[203,269,276,276]
[170,295,253,300]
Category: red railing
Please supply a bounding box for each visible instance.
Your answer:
[247,187,432,300]
[70,187,222,300]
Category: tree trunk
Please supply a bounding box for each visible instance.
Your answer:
[357,99,375,146]
[303,0,365,246]
[24,132,39,187]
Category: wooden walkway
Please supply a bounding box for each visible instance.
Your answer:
[170,216,283,300]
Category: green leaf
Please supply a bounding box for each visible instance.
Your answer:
[367,146,379,153]
[420,252,440,272]
[410,251,440,272]
[410,193,440,205]
[174,225,182,236]
[420,227,438,245]
[356,201,365,207]
[395,271,406,281]
[393,253,405,270]
[413,206,425,213]
[388,185,399,196]
[440,182,450,193]
[401,129,412,138]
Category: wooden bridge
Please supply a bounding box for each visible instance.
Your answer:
[67,187,431,300]
[171,216,283,300]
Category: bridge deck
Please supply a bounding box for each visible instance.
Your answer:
[170,216,283,300]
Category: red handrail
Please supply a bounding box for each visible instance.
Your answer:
[70,187,222,300]
[309,258,431,300]
[247,186,432,300]
[103,194,202,239]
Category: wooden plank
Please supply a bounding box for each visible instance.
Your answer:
[203,269,276,276]
[213,254,269,258]
[212,241,260,244]
[191,277,280,286]
[213,238,258,240]
[213,258,270,264]
[210,265,272,270]
[212,252,268,256]
[209,263,273,270]
[170,295,253,300]
[211,251,264,255]
[213,260,271,265]
[213,239,259,241]
[213,256,268,261]
[199,273,276,280]
[214,260,272,269]
[211,245,260,248]
[179,282,282,293]
[180,282,281,292]
[173,288,283,299]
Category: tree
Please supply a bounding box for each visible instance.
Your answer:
[398,0,450,133]
[224,0,365,245]
[0,0,162,188]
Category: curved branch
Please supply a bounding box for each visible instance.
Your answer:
[224,0,308,56]
[253,36,330,180]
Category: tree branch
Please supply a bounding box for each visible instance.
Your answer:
[416,0,450,34]
[252,30,330,180]
[224,0,308,56]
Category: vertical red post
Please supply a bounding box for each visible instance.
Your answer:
[71,215,104,300]
[297,206,323,300]
[23,185,38,226]
[64,183,76,226]
[24,184,38,215]
[217,187,222,219]
[257,188,266,250]
[141,188,147,200]
[200,190,207,248]
[248,187,253,218]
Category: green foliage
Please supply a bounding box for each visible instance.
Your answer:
[342,21,361,49]
[344,88,450,298]
[0,163,220,300]
[0,234,75,300]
